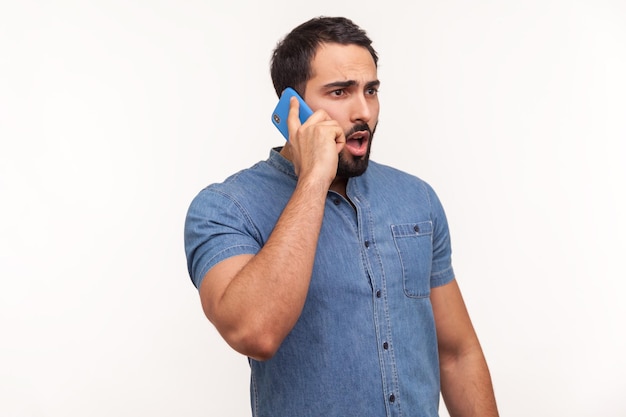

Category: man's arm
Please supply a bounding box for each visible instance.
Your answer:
[431,279,500,417]
[198,98,345,361]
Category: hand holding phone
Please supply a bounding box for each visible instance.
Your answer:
[271,88,313,141]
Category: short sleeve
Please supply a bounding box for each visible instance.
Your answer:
[425,183,455,288]
[184,187,261,289]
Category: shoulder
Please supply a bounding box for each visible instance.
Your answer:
[185,156,296,244]
[191,159,292,208]
[366,160,438,195]
[361,161,449,225]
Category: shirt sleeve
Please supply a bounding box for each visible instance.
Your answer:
[184,187,261,289]
[425,182,455,288]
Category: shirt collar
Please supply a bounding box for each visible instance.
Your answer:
[267,147,297,180]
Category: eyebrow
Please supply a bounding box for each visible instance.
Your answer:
[322,80,381,89]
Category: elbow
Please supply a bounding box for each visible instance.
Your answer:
[201,299,281,360]
[439,341,486,374]
[201,293,290,361]
[225,328,283,361]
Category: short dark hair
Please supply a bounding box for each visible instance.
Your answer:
[270,16,378,97]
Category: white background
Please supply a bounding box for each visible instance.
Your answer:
[1,1,625,416]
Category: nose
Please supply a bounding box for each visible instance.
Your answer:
[350,93,373,124]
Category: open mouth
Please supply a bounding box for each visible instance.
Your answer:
[346,131,370,156]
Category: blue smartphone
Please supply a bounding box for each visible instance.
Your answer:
[271,87,314,141]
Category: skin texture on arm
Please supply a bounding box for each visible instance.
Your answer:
[199,98,345,361]
[431,279,500,417]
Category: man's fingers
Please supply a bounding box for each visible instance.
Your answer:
[286,97,301,140]
[286,100,344,150]
[334,127,346,152]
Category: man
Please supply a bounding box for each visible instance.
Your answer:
[185,16,499,417]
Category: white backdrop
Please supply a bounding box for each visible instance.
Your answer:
[1,1,625,416]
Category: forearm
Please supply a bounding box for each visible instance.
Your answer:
[440,346,499,417]
[209,175,329,359]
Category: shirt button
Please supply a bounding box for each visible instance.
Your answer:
[364,240,370,248]
[383,342,389,350]
[376,290,381,298]
[389,394,396,403]
[333,198,341,206]
[414,225,420,233]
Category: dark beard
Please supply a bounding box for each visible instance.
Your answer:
[336,123,374,179]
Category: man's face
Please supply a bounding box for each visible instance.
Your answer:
[303,43,380,178]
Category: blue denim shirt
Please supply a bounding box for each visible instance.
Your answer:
[185,148,455,417]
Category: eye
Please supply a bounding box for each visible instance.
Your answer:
[330,89,345,97]
[366,87,379,96]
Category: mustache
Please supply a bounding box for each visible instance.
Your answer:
[345,123,372,138]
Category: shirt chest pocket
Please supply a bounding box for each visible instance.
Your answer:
[391,221,434,298]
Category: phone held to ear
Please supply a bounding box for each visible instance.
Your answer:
[271,87,313,141]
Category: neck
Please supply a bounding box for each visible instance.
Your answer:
[329,177,348,198]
